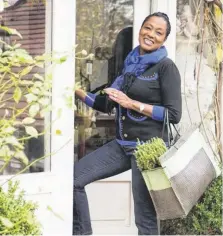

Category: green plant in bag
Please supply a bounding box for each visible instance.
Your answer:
[134,137,167,171]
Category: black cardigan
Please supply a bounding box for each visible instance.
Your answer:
[90,57,182,144]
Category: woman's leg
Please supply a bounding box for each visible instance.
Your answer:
[131,156,158,235]
[73,140,131,235]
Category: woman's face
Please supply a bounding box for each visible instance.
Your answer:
[138,16,167,55]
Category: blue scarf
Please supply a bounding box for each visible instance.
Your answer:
[111,45,167,89]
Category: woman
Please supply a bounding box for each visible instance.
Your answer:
[74,12,182,235]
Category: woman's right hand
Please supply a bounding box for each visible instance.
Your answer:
[75,81,82,91]
[74,82,87,102]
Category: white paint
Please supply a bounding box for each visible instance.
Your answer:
[88,181,137,234]
[133,0,151,47]
[49,0,75,234]
[87,169,137,234]
[0,0,4,12]
[88,164,136,233]
[51,1,75,175]
[151,0,177,61]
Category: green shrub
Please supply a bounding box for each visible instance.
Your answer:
[0,181,41,235]
[161,175,222,235]
[134,137,167,171]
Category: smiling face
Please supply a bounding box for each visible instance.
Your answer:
[139,16,167,55]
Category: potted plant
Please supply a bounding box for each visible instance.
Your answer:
[134,137,169,193]
[134,137,189,220]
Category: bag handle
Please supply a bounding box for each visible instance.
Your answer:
[162,109,171,147]
[162,109,180,147]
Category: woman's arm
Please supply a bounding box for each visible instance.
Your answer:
[131,60,182,123]
[75,75,124,113]
[75,88,109,113]
[75,89,87,102]
[158,59,182,124]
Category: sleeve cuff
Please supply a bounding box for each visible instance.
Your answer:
[152,106,165,121]
[84,92,96,108]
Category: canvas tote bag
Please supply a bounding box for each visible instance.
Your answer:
[142,109,221,220]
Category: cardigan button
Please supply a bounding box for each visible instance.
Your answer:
[122,116,126,120]
[124,133,128,138]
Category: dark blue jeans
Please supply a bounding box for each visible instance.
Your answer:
[73,140,158,235]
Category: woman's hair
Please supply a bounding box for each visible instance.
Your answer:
[141,12,171,39]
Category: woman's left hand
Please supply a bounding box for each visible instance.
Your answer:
[104,88,133,109]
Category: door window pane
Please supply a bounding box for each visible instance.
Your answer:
[75,0,133,160]
[0,1,49,174]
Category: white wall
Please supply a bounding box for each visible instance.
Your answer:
[151,0,218,156]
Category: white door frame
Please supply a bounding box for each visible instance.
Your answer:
[133,0,151,47]
[133,0,177,61]
[49,0,76,234]
[0,1,76,235]
[151,0,177,61]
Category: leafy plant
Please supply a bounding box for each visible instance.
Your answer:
[0,181,41,235]
[0,33,59,172]
[0,26,90,174]
[161,175,222,235]
[134,137,167,171]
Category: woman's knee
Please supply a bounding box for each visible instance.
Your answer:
[73,164,85,189]
[73,178,81,189]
